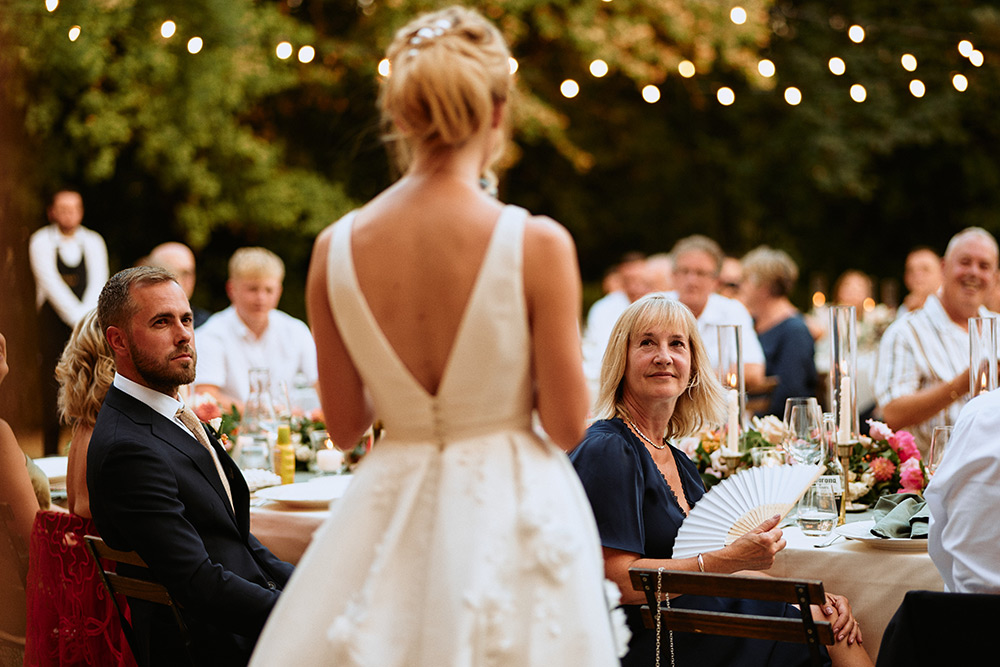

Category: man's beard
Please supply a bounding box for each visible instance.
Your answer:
[130,342,197,394]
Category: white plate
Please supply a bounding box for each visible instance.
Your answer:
[34,456,68,484]
[255,475,353,509]
[835,520,928,551]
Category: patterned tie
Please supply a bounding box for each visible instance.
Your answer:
[176,405,234,511]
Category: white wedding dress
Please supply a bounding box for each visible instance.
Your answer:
[250,206,618,666]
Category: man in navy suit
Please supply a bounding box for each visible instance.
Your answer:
[87,266,294,666]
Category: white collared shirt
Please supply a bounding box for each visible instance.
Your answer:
[662,291,766,368]
[193,305,318,403]
[113,373,200,442]
[873,293,995,456]
[926,389,1000,593]
[29,224,109,327]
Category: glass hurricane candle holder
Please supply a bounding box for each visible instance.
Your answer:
[969,316,998,397]
[829,306,858,445]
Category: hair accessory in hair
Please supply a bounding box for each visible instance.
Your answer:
[409,18,454,46]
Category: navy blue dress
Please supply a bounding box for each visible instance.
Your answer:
[570,419,830,667]
[756,315,817,418]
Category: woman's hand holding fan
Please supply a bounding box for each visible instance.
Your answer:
[702,514,786,573]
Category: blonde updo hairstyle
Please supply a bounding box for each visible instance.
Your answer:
[594,294,727,439]
[56,309,115,429]
[380,6,513,172]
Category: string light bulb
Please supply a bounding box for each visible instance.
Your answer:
[298,45,315,63]
[848,25,865,43]
[828,57,846,76]
[730,7,747,25]
[909,79,925,98]
[717,87,735,106]
[160,20,176,39]
[784,87,802,105]
[850,84,867,102]
[560,79,580,98]
[275,41,293,59]
[970,50,984,67]
[68,25,80,41]
[757,59,775,77]
[508,57,518,75]
[377,58,391,77]
[952,73,969,92]
[958,40,974,58]
[900,54,917,72]
[187,37,203,54]
[45,0,58,12]
[678,60,696,78]
[589,59,609,78]
[641,85,660,103]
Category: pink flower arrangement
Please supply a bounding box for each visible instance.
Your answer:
[868,420,894,442]
[888,430,920,463]
[898,459,925,493]
[868,457,896,482]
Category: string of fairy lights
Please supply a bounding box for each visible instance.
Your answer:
[47,0,986,106]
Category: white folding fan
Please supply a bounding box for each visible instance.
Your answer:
[672,464,824,559]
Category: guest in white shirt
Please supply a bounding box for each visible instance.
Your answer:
[925,388,1000,593]
[29,189,109,455]
[664,235,766,391]
[874,227,998,458]
[194,247,318,410]
[581,252,652,404]
[895,246,942,319]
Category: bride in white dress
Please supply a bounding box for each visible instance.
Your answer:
[249,6,618,666]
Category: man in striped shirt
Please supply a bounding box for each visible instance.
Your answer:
[874,227,999,458]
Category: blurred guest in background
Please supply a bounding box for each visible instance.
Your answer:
[875,227,999,458]
[740,247,816,417]
[665,235,766,390]
[582,251,652,405]
[29,189,109,455]
[717,256,743,300]
[194,247,318,410]
[147,242,211,328]
[896,246,943,319]
[645,252,673,292]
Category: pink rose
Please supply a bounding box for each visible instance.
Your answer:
[193,401,222,422]
[890,430,920,463]
[309,408,325,424]
[867,419,894,442]
[898,458,925,492]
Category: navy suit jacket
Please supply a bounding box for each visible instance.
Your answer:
[88,386,294,666]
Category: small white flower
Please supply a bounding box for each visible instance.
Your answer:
[208,417,222,431]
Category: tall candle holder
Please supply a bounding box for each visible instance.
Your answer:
[969,316,998,397]
[715,324,745,454]
[829,306,858,526]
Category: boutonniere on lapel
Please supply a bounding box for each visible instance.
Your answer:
[189,393,240,452]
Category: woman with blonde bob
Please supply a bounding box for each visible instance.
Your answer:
[572,294,872,667]
[251,6,617,666]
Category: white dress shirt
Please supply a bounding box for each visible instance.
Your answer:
[581,291,630,401]
[925,388,1000,593]
[29,224,109,326]
[663,291,766,369]
[194,306,318,404]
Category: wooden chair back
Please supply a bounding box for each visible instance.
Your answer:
[83,535,191,662]
[629,568,834,666]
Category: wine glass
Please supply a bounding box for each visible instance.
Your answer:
[928,426,953,477]
[783,397,824,465]
[797,483,837,536]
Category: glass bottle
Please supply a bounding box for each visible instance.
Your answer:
[238,368,278,471]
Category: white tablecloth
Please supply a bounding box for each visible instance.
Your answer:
[250,500,943,662]
[773,525,943,662]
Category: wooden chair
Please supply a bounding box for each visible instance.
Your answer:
[83,535,191,663]
[629,568,834,667]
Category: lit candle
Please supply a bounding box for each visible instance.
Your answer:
[316,439,343,473]
[838,376,852,444]
[726,389,739,453]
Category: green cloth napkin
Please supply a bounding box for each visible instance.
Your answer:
[870,493,929,539]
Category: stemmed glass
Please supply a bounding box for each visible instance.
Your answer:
[928,426,953,477]
[783,397,825,465]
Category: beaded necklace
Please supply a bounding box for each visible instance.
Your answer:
[625,417,668,450]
